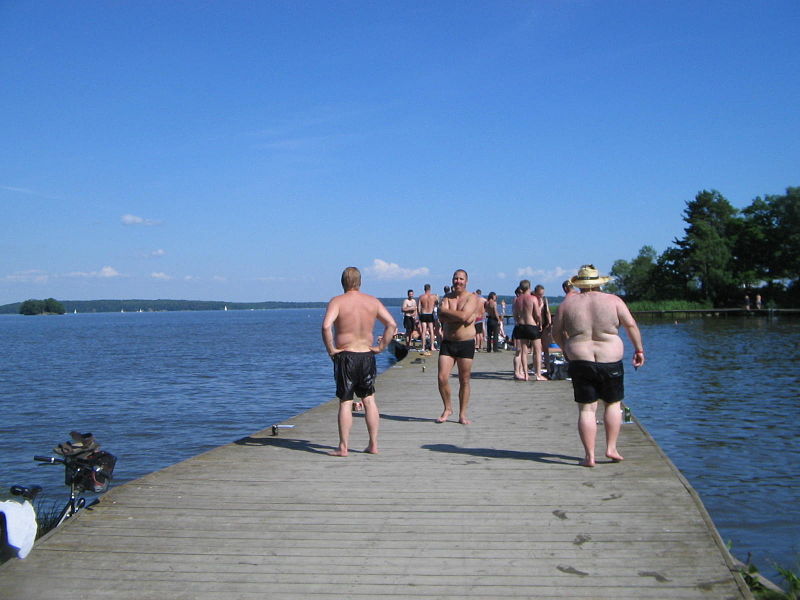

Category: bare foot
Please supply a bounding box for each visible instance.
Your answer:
[580,458,595,467]
[535,375,547,381]
[458,416,472,425]
[606,451,624,462]
[436,410,452,423]
[364,445,379,454]
[328,449,348,457]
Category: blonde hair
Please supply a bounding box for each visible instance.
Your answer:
[341,267,361,291]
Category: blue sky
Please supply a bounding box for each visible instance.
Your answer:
[2,1,798,304]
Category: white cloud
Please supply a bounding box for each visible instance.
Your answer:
[366,259,429,280]
[121,214,161,226]
[497,272,507,279]
[149,249,166,258]
[212,275,227,282]
[516,266,572,282]
[67,266,121,278]
[3,269,49,283]
[151,272,172,280]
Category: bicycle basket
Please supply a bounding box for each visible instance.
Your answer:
[66,451,117,493]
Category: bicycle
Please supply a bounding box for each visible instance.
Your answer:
[1,432,116,559]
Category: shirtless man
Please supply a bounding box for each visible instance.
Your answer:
[436,269,479,425]
[473,290,487,351]
[418,283,438,356]
[534,285,552,374]
[512,280,544,381]
[551,264,645,467]
[401,289,418,348]
[321,267,397,456]
[485,292,501,352]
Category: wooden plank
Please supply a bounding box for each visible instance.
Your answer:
[0,350,752,599]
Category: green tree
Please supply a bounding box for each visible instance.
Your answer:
[769,187,800,280]
[19,298,65,315]
[19,299,45,315]
[652,246,696,301]
[609,246,659,301]
[608,259,631,296]
[673,190,740,306]
[44,298,66,314]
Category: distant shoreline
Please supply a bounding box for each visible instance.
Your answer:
[0,295,546,315]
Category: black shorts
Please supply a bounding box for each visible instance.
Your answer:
[419,313,434,323]
[403,315,416,331]
[567,360,624,404]
[474,322,484,334]
[333,351,376,400]
[439,339,475,360]
[513,324,541,340]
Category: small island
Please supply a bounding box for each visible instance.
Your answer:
[18,298,66,315]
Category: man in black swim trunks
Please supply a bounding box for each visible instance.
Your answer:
[322,267,397,456]
[436,269,479,425]
[512,279,544,381]
[551,265,645,467]
[418,283,438,355]
[401,289,418,349]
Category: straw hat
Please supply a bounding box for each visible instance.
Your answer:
[569,264,611,289]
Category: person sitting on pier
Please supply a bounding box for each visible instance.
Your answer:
[322,267,397,456]
[551,264,645,467]
[436,269,479,425]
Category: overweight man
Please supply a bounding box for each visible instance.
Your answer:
[552,264,645,467]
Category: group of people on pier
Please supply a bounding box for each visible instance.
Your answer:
[321,264,645,468]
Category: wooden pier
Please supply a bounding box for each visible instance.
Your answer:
[1,350,751,599]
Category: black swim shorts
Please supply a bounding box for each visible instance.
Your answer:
[419,313,435,323]
[439,338,475,360]
[403,315,416,331]
[512,324,541,340]
[567,360,624,404]
[475,321,484,334]
[333,351,377,400]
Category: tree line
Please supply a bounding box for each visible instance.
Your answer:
[608,187,799,308]
[18,298,66,315]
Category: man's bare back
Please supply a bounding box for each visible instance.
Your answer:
[322,268,396,458]
[418,291,438,314]
[322,291,394,355]
[513,292,539,326]
[554,291,638,363]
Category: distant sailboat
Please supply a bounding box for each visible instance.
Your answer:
[224,305,228,311]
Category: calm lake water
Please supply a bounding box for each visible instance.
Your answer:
[1,309,797,581]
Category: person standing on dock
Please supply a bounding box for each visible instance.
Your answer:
[401,289,419,348]
[418,283,438,355]
[512,280,544,381]
[551,264,645,468]
[436,269,479,425]
[322,267,397,457]
[534,284,552,375]
[473,289,487,352]
[485,292,501,352]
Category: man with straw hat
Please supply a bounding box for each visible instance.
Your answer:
[552,264,645,467]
